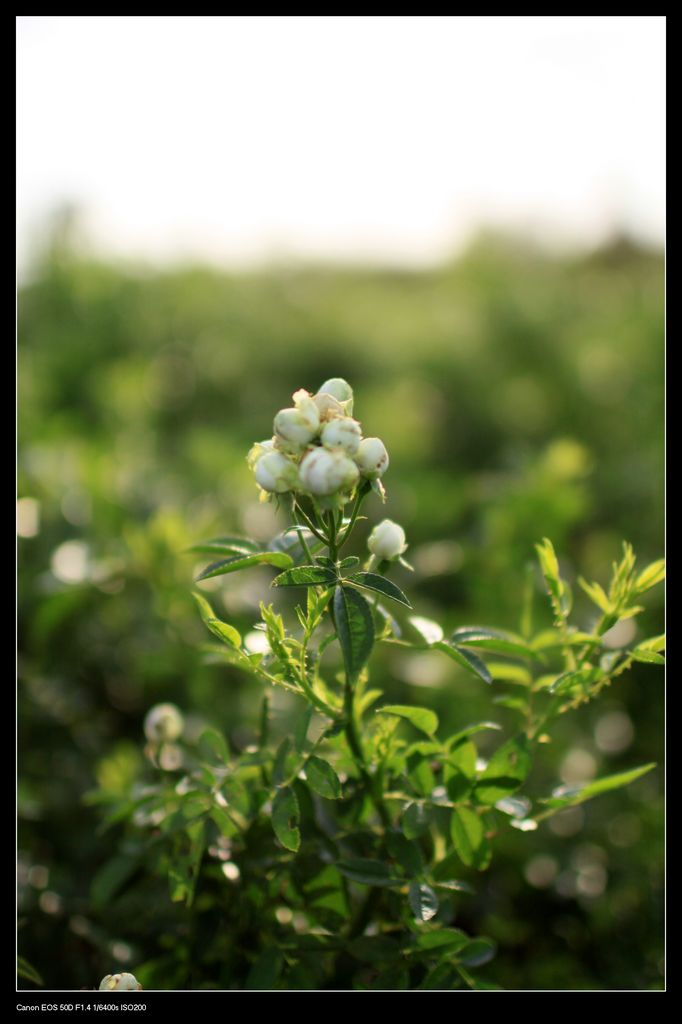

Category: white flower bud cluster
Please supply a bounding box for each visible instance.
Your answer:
[248,378,390,501]
[99,973,143,991]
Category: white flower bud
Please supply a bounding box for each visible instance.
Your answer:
[158,743,183,771]
[246,438,275,471]
[355,437,389,479]
[292,388,313,404]
[254,451,299,493]
[299,447,359,496]
[320,416,362,455]
[317,378,354,413]
[99,973,143,991]
[291,391,322,426]
[367,520,407,561]
[273,404,320,449]
[144,703,184,744]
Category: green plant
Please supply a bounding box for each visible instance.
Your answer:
[93,378,664,991]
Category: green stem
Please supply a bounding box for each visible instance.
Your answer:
[338,487,368,550]
[577,611,617,666]
[343,672,390,829]
[315,504,390,828]
[292,502,315,564]
[326,509,338,562]
[296,670,341,720]
[293,500,329,546]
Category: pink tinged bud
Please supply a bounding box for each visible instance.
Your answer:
[299,447,360,496]
[355,437,389,479]
[368,519,406,560]
[320,416,362,455]
[254,451,299,493]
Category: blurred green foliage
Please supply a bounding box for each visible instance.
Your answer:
[18,222,664,990]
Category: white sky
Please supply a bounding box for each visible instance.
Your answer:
[17,15,665,271]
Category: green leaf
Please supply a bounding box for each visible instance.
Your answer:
[378,704,439,737]
[272,737,295,787]
[338,556,360,570]
[357,687,384,716]
[475,733,532,805]
[434,641,492,684]
[536,537,560,590]
[445,766,472,803]
[617,605,645,620]
[536,537,570,621]
[445,741,477,781]
[450,807,491,870]
[337,858,403,887]
[539,763,656,813]
[246,949,283,990]
[404,740,442,758]
[487,662,533,685]
[509,817,538,832]
[210,807,239,838]
[294,706,313,754]
[636,634,665,652]
[196,551,294,581]
[168,820,205,907]
[408,615,444,645]
[375,602,403,639]
[401,801,431,839]
[271,786,300,852]
[408,882,439,922]
[192,592,241,647]
[418,963,457,989]
[411,928,468,954]
[530,630,595,651]
[432,879,475,894]
[272,565,338,588]
[630,647,665,665]
[205,618,241,648]
[495,795,531,819]
[578,577,612,612]
[346,571,412,608]
[269,528,323,561]
[17,957,44,987]
[407,752,436,796]
[451,626,538,660]
[369,966,410,990]
[466,978,503,991]
[386,830,424,876]
[334,585,375,681]
[90,853,140,908]
[446,722,502,747]
[188,535,260,555]
[304,756,342,799]
[492,695,530,715]
[634,558,665,594]
[198,728,229,764]
[457,938,496,967]
[349,936,402,963]
[550,665,603,694]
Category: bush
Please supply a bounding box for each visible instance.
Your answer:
[18,231,664,990]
